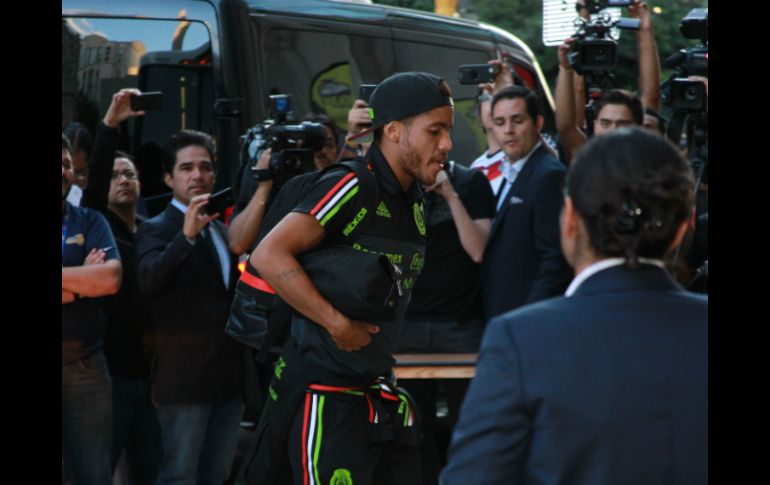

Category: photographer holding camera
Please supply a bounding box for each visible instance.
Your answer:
[555,0,660,162]
[229,106,336,256]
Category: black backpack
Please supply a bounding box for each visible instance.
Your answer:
[225,158,378,363]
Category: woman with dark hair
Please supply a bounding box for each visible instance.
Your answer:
[561,126,693,272]
[443,127,707,485]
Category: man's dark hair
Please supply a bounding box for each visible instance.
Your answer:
[303,113,340,139]
[62,122,94,157]
[644,107,668,135]
[567,127,694,266]
[62,133,73,154]
[490,85,541,122]
[594,89,644,126]
[114,150,134,163]
[161,130,215,174]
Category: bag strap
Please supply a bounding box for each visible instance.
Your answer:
[329,158,379,241]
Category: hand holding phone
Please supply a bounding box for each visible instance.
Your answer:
[358,84,377,104]
[205,187,234,215]
[458,64,501,85]
[130,91,163,111]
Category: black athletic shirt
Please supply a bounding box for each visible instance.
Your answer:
[290,144,426,379]
[405,163,495,322]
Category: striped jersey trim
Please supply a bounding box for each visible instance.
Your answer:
[302,393,326,485]
[309,172,359,226]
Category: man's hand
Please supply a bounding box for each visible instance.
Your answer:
[84,248,107,265]
[103,88,144,129]
[326,314,380,352]
[254,147,274,187]
[628,0,652,31]
[347,99,371,137]
[255,147,272,171]
[558,37,576,71]
[478,59,515,95]
[425,169,457,200]
[183,193,218,240]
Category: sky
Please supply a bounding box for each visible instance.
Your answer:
[65,16,210,54]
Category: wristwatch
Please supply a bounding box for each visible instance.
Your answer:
[252,168,274,182]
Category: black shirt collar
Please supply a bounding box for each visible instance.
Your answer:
[367,143,424,204]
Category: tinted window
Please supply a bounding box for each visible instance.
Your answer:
[61,17,213,203]
[259,27,396,132]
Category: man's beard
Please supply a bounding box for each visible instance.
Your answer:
[400,141,437,187]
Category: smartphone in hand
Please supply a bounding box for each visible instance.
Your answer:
[458,64,500,85]
[205,187,234,215]
[130,91,163,111]
[359,84,377,104]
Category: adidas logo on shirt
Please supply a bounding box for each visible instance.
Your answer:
[376,201,391,218]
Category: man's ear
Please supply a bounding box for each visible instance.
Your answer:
[383,121,401,143]
[163,172,173,190]
[535,115,545,134]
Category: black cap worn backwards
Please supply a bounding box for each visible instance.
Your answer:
[349,71,454,141]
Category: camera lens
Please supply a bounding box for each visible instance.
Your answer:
[590,47,608,61]
[684,85,700,101]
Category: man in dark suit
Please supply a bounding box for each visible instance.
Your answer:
[480,86,573,321]
[441,128,707,485]
[136,130,244,484]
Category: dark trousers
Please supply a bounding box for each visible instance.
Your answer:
[62,351,113,485]
[155,399,245,485]
[111,377,162,484]
[288,390,421,485]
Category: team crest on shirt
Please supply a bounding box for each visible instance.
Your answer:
[64,233,85,246]
[413,202,426,236]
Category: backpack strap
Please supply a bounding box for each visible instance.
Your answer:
[334,157,378,241]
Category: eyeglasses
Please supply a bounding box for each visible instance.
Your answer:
[111,170,138,180]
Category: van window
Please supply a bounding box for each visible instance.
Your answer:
[62,17,213,204]
[259,27,396,131]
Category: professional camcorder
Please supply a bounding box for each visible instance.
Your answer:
[567,10,640,75]
[662,8,708,114]
[240,94,326,184]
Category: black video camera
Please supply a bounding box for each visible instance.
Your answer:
[668,79,707,113]
[241,94,327,184]
[567,12,640,75]
[662,8,708,114]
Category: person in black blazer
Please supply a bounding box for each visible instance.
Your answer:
[136,130,244,485]
[442,127,707,485]
[480,86,573,321]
